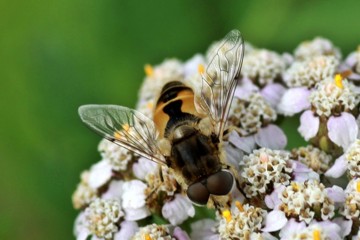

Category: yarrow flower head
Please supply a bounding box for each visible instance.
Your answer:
[218,202,267,239]
[99,138,136,173]
[278,180,335,224]
[341,178,360,220]
[241,48,287,86]
[240,148,293,199]
[132,224,189,240]
[283,56,339,88]
[279,219,343,240]
[339,46,360,81]
[290,145,332,174]
[84,198,123,239]
[294,37,342,61]
[74,32,360,240]
[309,75,359,117]
[297,74,359,153]
[227,93,287,152]
[72,170,98,209]
[345,139,360,178]
[228,92,276,136]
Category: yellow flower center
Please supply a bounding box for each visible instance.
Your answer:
[144,64,154,77]
[222,209,232,222]
[313,229,321,240]
[356,181,360,193]
[291,182,299,191]
[235,201,244,212]
[334,74,343,89]
[198,64,205,74]
[144,234,152,240]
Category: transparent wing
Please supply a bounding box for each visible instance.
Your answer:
[197,30,244,138]
[79,105,167,165]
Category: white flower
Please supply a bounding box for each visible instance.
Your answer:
[309,76,359,117]
[294,37,341,61]
[290,145,332,174]
[299,110,358,151]
[74,212,90,240]
[88,159,113,189]
[280,219,342,240]
[121,180,150,221]
[228,92,287,151]
[262,210,287,232]
[345,139,360,178]
[114,221,139,240]
[218,203,267,239]
[339,48,360,80]
[84,198,123,239]
[291,160,320,183]
[260,83,286,109]
[278,180,335,224]
[283,56,338,88]
[98,139,134,171]
[72,171,98,209]
[241,49,286,86]
[102,180,124,200]
[325,139,360,178]
[161,194,195,225]
[132,157,158,181]
[131,224,176,240]
[240,148,292,198]
[341,178,360,219]
[277,87,311,116]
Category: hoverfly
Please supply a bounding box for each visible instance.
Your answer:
[79,30,244,207]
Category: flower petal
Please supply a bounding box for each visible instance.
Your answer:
[279,218,306,239]
[114,221,139,240]
[260,83,286,109]
[88,159,113,189]
[228,131,256,153]
[255,124,287,150]
[183,54,205,78]
[132,157,158,180]
[223,142,243,171]
[291,160,320,182]
[123,206,151,221]
[162,194,195,225]
[173,227,191,240]
[277,87,311,116]
[298,110,319,140]
[326,185,346,204]
[102,180,124,200]
[325,154,347,178]
[328,113,358,150]
[262,210,287,232]
[190,219,219,240]
[234,77,259,100]
[265,185,285,209]
[333,217,353,238]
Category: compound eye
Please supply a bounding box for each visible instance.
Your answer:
[206,170,234,195]
[187,182,210,205]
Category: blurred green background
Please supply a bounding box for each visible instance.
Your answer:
[1,0,360,239]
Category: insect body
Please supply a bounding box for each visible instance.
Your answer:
[79,30,244,206]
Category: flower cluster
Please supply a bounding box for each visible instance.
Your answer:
[73,34,360,239]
